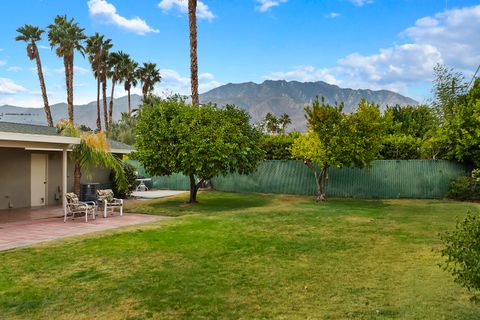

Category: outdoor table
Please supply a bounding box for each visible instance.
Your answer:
[135,178,152,191]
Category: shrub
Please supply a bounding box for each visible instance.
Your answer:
[262,132,299,160]
[110,162,137,198]
[440,211,480,296]
[447,169,480,200]
[380,134,421,159]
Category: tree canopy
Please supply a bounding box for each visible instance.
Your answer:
[134,97,265,203]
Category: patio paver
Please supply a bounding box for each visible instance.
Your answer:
[0,213,168,251]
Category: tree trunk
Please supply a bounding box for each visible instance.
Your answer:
[109,78,116,129]
[63,56,73,124]
[304,160,328,201]
[74,161,82,196]
[96,76,102,132]
[188,174,204,204]
[127,87,131,115]
[102,77,108,131]
[188,0,199,106]
[68,54,74,124]
[33,43,53,127]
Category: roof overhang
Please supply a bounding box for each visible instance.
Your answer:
[111,148,134,154]
[0,131,79,145]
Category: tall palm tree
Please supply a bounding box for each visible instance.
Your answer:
[57,119,126,196]
[188,0,199,106]
[106,51,128,129]
[137,62,161,100]
[265,112,278,135]
[85,33,112,132]
[279,113,292,135]
[15,25,53,127]
[47,15,86,124]
[121,57,138,115]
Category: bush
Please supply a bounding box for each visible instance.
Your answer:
[447,169,480,200]
[440,211,480,295]
[262,132,300,160]
[110,162,137,198]
[380,134,421,159]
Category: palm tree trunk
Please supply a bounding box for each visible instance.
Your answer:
[188,0,199,106]
[127,88,131,115]
[102,77,108,131]
[109,78,115,129]
[74,161,82,196]
[69,54,74,124]
[63,57,73,124]
[96,76,102,132]
[33,43,53,127]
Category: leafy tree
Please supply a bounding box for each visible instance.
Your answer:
[432,63,468,121]
[380,134,421,160]
[441,78,480,166]
[110,162,137,199]
[262,132,299,160]
[56,119,126,196]
[137,62,161,100]
[440,210,480,297]
[47,15,86,124]
[384,104,437,138]
[15,25,53,127]
[86,33,112,131]
[135,97,264,203]
[109,112,137,146]
[292,98,386,201]
[188,0,199,106]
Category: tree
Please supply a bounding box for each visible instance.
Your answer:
[15,25,53,127]
[291,98,386,201]
[109,112,137,146]
[135,97,264,203]
[47,15,86,124]
[264,112,279,135]
[107,51,129,129]
[85,33,112,131]
[121,56,138,115]
[56,119,126,196]
[262,132,300,160]
[137,62,161,100]
[188,0,199,106]
[278,113,292,135]
[432,63,468,121]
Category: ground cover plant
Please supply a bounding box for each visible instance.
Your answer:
[1,192,479,319]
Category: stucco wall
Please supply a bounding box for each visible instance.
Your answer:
[0,148,114,209]
[0,148,30,209]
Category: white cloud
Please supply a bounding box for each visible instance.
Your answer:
[158,0,215,21]
[54,65,90,75]
[0,48,4,52]
[37,45,50,50]
[350,0,374,6]
[256,0,287,12]
[325,12,340,18]
[7,66,22,72]
[0,78,27,94]
[88,0,159,35]
[264,65,340,85]
[155,69,221,95]
[0,60,6,67]
[264,5,480,97]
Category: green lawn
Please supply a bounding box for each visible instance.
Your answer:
[1,192,479,319]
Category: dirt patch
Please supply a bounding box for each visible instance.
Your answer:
[344,216,373,224]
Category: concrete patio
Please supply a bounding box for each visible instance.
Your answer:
[0,206,168,251]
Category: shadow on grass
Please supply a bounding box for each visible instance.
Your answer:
[127,191,272,217]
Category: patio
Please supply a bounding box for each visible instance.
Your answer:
[0,206,168,251]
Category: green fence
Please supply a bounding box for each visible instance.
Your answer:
[127,160,467,199]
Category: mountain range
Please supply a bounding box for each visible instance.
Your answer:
[0,80,417,131]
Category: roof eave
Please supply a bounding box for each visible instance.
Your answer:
[0,131,80,145]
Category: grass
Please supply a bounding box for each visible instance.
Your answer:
[1,192,479,319]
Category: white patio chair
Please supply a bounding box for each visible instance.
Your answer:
[64,193,97,222]
[96,189,123,218]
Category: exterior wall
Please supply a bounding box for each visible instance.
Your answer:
[0,147,114,209]
[0,148,30,209]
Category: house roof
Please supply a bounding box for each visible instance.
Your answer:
[0,122,134,154]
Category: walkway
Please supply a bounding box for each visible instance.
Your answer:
[0,213,168,251]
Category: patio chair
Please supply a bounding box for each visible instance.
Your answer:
[96,189,123,218]
[64,193,97,222]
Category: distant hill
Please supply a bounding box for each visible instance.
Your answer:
[0,94,143,129]
[200,80,418,131]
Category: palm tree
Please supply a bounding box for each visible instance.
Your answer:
[107,51,128,129]
[15,25,53,127]
[265,112,279,135]
[85,33,112,132]
[188,0,199,106]
[279,113,292,135]
[57,119,126,196]
[47,15,86,124]
[137,62,161,100]
[121,57,138,115]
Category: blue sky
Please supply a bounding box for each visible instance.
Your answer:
[0,0,479,107]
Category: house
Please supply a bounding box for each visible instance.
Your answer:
[0,122,133,209]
